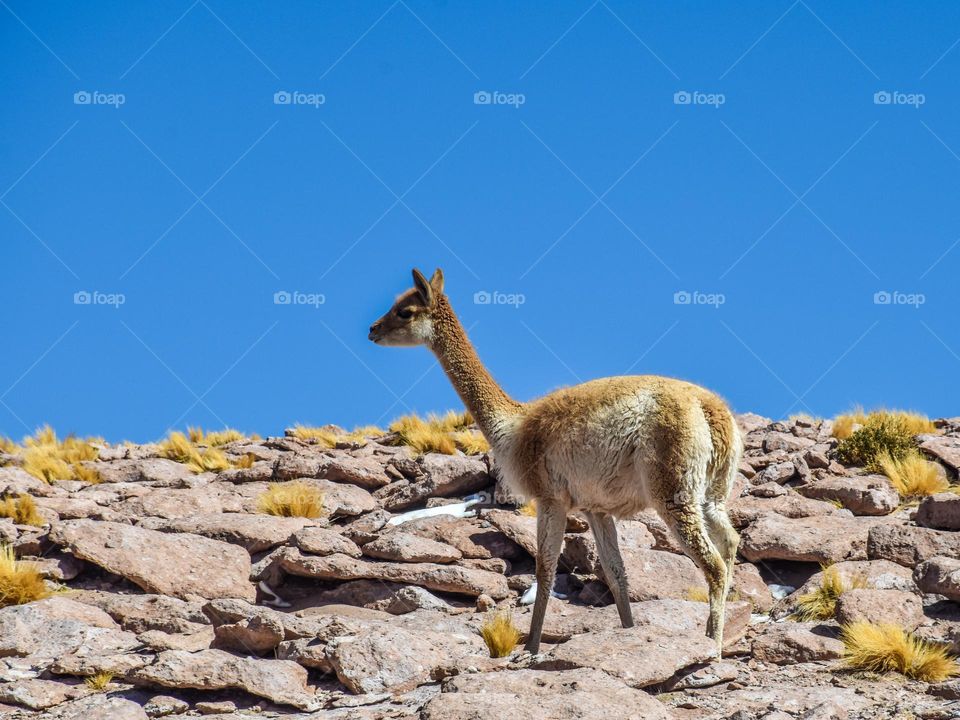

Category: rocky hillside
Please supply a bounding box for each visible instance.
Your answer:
[1,414,959,719]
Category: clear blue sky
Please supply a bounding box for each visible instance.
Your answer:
[2,1,959,442]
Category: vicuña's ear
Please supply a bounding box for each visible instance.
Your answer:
[430,268,444,295]
[412,268,434,305]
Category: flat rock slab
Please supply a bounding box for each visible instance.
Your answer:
[138,512,317,553]
[275,547,509,599]
[49,520,255,601]
[0,678,87,710]
[422,668,672,720]
[362,531,462,563]
[131,649,319,710]
[484,510,538,557]
[545,624,717,688]
[45,695,149,720]
[867,523,960,567]
[327,623,488,694]
[293,526,363,557]
[0,597,139,661]
[739,513,883,563]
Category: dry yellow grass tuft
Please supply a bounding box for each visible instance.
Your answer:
[83,671,113,692]
[0,436,16,454]
[0,495,44,526]
[388,411,476,455]
[878,450,949,499]
[832,408,935,440]
[480,610,521,658]
[794,565,867,621]
[20,426,100,483]
[518,500,537,517]
[158,432,232,474]
[686,586,709,603]
[0,544,50,607]
[233,453,258,469]
[188,427,258,447]
[257,481,324,518]
[452,430,490,455]
[841,621,958,682]
[291,424,385,448]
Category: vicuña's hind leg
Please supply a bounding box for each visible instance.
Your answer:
[585,511,634,629]
[704,502,739,595]
[525,498,566,654]
[664,503,728,654]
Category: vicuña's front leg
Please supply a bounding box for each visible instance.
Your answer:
[524,498,566,654]
[585,511,634,629]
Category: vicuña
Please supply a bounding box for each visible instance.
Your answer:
[369,268,741,654]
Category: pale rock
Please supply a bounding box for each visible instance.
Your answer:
[867,523,960,567]
[917,492,960,530]
[546,624,717,688]
[48,520,255,601]
[484,510,537,556]
[293,526,362,557]
[274,547,510,599]
[422,668,672,720]
[834,588,923,629]
[137,512,316,553]
[915,555,960,602]
[362,531,462,563]
[751,622,844,664]
[919,434,960,474]
[46,695,149,720]
[131,649,318,710]
[740,514,884,563]
[0,678,86,710]
[798,474,899,516]
[68,590,208,634]
[730,492,847,529]
[142,694,189,717]
[318,454,393,489]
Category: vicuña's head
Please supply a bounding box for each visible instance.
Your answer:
[369,268,445,347]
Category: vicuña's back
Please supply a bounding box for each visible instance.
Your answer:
[370,268,742,655]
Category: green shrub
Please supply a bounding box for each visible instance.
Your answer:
[836,414,917,471]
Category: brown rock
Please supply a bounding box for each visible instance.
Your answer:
[729,492,846,529]
[740,514,881,564]
[46,695,149,720]
[834,589,923,629]
[422,668,672,720]
[919,434,960,474]
[867,523,960,567]
[68,590,207,634]
[751,622,844,664]
[131,649,319,710]
[327,623,488,694]
[484,510,537,556]
[916,493,960,530]
[547,624,717,688]
[138,512,315,553]
[0,678,86,710]
[49,520,255,601]
[733,562,775,613]
[276,547,509,599]
[763,432,815,453]
[318,454,392,489]
[293,526,362,557]
[798,474,899,516]
[915,555,960,602]
[362,531,462,563]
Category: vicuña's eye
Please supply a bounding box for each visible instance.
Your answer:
[397,308,414,320]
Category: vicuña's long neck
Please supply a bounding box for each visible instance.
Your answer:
[429,296,523,443]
